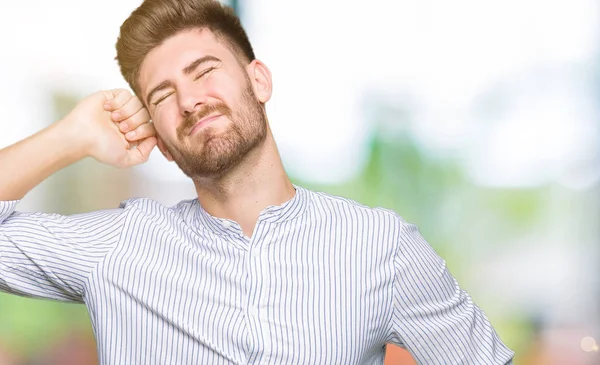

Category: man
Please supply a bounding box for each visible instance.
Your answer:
[0,0,514,363]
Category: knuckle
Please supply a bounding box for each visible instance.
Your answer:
[134,125,149,138]
[136,113,151,125]
[128,113,145,127]
[116,109,131,120]
[123,109,143,123]
[115,91,132,106]
[118,88,132,97]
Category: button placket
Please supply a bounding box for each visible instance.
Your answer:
[244,221,274,360]
[247,246,264,319]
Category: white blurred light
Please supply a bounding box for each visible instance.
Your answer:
[247,0,599,186]
[581,336,598,352]
[558,163,600,190]
[465,89,599,188]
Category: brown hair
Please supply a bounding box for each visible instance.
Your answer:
[115,0,256,97]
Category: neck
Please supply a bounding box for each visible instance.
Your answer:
[193,128,295,237]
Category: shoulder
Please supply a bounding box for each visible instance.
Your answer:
[303,187,407,231]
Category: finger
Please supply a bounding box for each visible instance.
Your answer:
[103,89,133,111]
[124,122,156,142]
[118,108,151,133]
[100,88,126,102]
[126,137,157,165]
[111,96,144,123]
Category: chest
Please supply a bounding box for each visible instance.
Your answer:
[94,220,393,364]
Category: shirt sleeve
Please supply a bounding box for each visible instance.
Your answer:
[0,200,126,303]
[388,219,515,364]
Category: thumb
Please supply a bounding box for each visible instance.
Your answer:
[125,136,158,166]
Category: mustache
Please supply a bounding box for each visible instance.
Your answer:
[178,103,231,137]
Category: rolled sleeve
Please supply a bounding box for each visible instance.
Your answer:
[0,200,126,302]
[389,220,514,364]
[0,200,19,223]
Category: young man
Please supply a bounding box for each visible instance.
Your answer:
[0,0,514,363]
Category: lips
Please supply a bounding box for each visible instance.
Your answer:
[188,114,222,135]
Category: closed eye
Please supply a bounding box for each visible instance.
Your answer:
[150,67,215,107]
[195,67,215,81]
[152,92,174,106]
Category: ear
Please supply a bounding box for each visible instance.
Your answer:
[157,135,174,162]
[247,59,272,104]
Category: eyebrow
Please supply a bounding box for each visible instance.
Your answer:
[145,55,222,106]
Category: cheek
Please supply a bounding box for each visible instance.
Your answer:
[153,108,180,140]
[205,72,241,106]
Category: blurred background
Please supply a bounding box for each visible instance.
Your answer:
[0,0,599,364]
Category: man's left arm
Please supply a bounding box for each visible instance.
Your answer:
[387,218,514,364]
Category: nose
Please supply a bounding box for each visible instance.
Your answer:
[178,82,208,117]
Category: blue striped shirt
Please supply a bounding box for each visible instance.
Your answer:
[0,185,514,364]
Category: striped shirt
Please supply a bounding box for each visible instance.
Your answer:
[0,185,514,364]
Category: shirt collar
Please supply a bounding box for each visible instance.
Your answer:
[194,184,311,237]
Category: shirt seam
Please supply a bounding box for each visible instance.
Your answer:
[388,215,408,346]
[81,205,130,303]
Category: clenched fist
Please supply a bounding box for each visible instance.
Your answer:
[61,89,157,168]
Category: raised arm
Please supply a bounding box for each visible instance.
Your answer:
[0,89,157,201]
[0,89,156,301]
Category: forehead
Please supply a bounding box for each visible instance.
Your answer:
[138,28,233,95]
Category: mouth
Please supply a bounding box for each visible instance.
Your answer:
[188,114,223,136]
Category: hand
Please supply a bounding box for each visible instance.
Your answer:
[61,89,157,168]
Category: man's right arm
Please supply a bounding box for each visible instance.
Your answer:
[0,89,157,201]
[0,89,157,301]
[0,120,87,201]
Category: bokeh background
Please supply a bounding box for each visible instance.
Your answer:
[1,0,599,364]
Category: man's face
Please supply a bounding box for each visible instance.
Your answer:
[139,29,268,179]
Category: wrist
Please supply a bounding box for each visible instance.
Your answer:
[50,117,92,162]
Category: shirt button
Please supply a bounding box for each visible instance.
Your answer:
[221,220,231,229]
[249,306,259,317]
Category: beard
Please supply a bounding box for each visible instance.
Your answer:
[165,83,268,180]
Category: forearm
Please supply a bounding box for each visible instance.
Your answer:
[0,120,88,201]
[390,220,515,363]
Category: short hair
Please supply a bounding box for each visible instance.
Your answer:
[115,0,256,96]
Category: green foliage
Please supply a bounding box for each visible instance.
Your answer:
[0,294,91,356]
